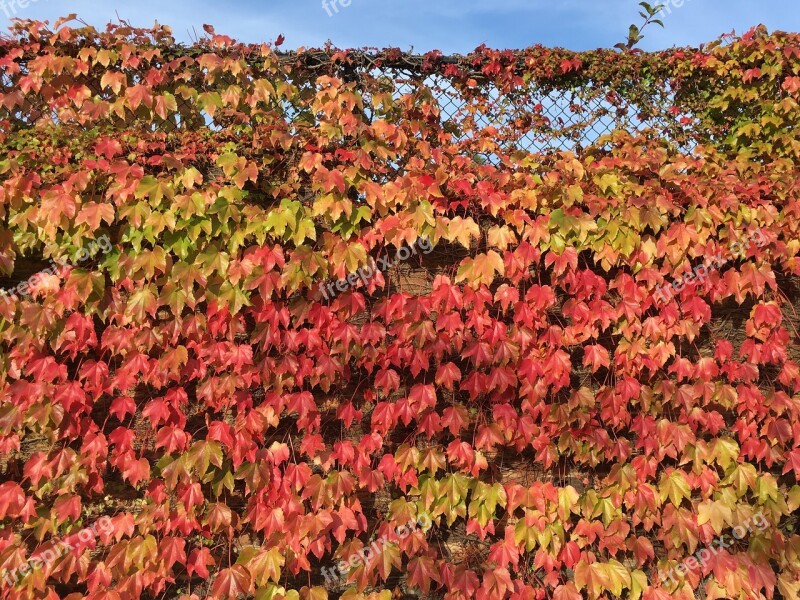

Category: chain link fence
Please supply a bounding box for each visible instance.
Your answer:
[0,43,693,160]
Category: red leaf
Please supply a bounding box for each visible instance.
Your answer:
[409,383,437,411]
[488,526,520,569]
[159,537,187,569]
[783,448,800,478]
[187,547,215,579]
[583,344,610,373]
[125,84,153,109]
[120,453,150,487]
[110,396,137,421]
[435,362,461,391]
[211,565,251,599]
[407,556,441,594]
[553,583,582,600]
[95,138,123,159]
[0,482,25,519]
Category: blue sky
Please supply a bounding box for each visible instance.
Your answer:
[1,0,798,53]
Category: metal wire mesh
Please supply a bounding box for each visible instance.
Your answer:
[0,48,690,158]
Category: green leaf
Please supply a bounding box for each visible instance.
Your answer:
[468,481,507,526]
[514,513,538,552]
[217,152,240,174]
[135,175,173,205]
[217,281,251,314]
[135,175,160,199]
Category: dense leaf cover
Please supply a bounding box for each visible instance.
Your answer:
[0,18,799,600]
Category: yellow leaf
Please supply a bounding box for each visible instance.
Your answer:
[446,216,480,249]
[487,225,517,249]
[602,560,631,597]
[301,586,327,600]
[708,437,739,469]
[96,48,114,67]
[788,485,800,512]
[557,486,580,521]
[659,470,691,507]
[456,250,504,288]
[575,561,608,600]
[253,79,276,103]
[779,573,800,600]
[629,569,647,600]
[697,500,732,535]
[245,546,284,586]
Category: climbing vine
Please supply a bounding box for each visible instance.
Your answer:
[0,17,799,600]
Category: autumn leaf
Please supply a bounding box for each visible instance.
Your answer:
[697,500,732,534]
[120,455,150,486]
[446,216,480,249]
[553,583,582,600]
[101,70,126,94]
[583,344,610,372]
[407,556,441,594]
[456,250,505,288]
[375,542,401,581]
[575,560,631,600]
[246,547,285,586]
[212,565,252,599]
[126,84,154,109]
[659,470,691,507]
